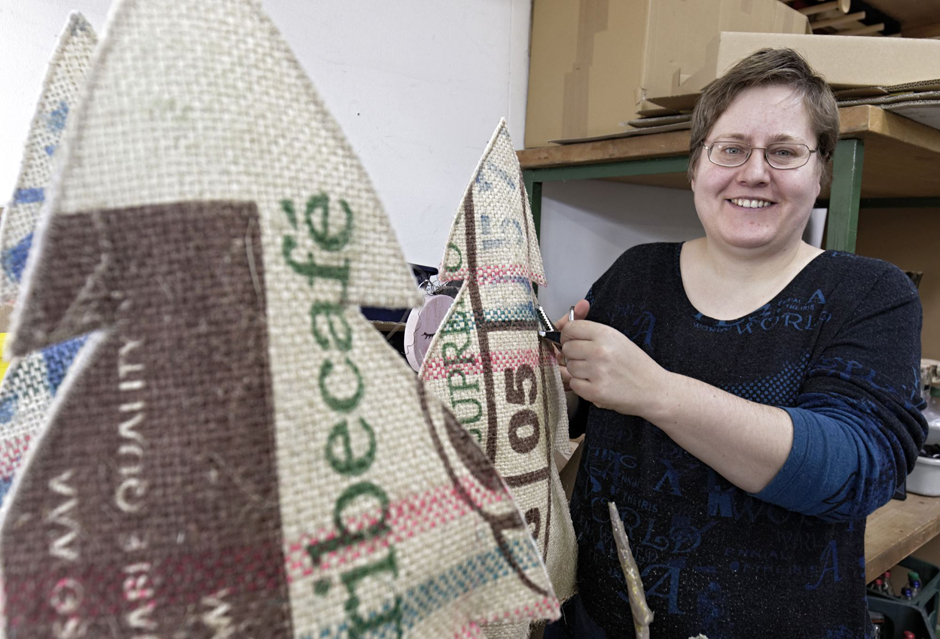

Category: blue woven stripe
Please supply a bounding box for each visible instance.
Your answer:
[12,188,44,205]
[483,302,536,324]
[0,395,16,425]
[2,232,33,283]
[43,336,88,396]
[304,538,542,639]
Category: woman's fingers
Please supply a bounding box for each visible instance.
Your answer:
[561,316,608,346]
[561,335,594,361]
[568,377,591,401]
[555,299,591,330]
[558,353,576,391]
[573,299,590,320]
[565,358,589,380]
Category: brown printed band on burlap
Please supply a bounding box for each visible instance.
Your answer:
[2,202,292,637]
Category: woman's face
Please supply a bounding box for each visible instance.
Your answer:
[691,84,822,256]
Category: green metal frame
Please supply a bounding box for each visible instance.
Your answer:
[524,156,689,242]
[826,139,865,253]
[523,138,939,254]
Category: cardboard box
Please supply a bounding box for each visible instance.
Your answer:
[649,32,940,111]
[524,0,808,148]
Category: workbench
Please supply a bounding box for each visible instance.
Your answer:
[867,494,940,583]
[518,104,940,583]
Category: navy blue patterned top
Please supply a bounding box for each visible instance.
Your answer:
[563,243,927,638]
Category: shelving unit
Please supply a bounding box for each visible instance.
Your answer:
[518,105,940,253]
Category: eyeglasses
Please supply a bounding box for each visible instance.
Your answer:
[702,141,818,170]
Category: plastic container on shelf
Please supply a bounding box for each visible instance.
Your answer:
[908,456,940,497]
[928,424,940,447]
[928,423,940,447]
[869,557,940,630]
[867,596,937,639]
[924,385,940,446]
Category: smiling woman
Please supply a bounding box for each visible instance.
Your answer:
[689,83,824,288]
[545,48,928,639]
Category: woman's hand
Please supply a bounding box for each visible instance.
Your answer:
[554,300,590,392]
[558,305,793,493]
[561,310,669,417]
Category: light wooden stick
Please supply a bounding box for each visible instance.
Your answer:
[839,22,885,36]
[609,502,653,639]
[812,10,865,29]
[799,0,851,16]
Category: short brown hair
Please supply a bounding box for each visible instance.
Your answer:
[688,48,839,185]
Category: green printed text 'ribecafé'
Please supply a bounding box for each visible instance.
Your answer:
[280,193,403,638]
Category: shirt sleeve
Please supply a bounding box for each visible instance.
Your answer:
[754,265,928,522]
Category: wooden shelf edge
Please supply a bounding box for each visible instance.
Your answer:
[519,106,940,173]
[865,493,940,583]
[837,105,877,137]
[839,105,940,156]
[517,130,691,170]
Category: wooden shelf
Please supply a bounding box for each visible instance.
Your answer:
[518,105,940,201]
[865,493,940,583]
[864,0,940,35]
[517,130,690,170]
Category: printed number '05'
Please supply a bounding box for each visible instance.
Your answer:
[504,365,537,405]
[505,365,540,454]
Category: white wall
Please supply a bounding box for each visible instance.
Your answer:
[538,181,702,319]
[0,0,706,309]
[0,0,532,268]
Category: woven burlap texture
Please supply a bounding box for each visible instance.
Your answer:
[0,14,94,516]
[419,120,578,638]
[0,339,87,511]
[1,1,558,637]
[0,13,96,306]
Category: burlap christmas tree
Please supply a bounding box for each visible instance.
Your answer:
[0,13,96,306]
[419,120,577,638]
[0,1,557,636]
[0,13,95,509]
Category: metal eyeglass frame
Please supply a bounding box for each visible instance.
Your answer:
[702,141,818,170]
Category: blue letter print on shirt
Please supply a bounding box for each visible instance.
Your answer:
[805,540,840,590]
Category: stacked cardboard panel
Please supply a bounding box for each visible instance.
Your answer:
[524,0,809,148]
[527,5,940,146]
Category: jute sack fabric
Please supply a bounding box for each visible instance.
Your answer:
[0,13,96,306]
[1,0,558,637]
[0,13,95,511]
[419,120,578,637]
[0,339,86,509]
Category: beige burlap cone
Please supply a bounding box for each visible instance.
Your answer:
[0,14,95,513]
[419,120,578,637]
[0,13,95,305]
[0,0,558,636]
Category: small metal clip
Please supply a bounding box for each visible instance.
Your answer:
[536,305,561,344]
